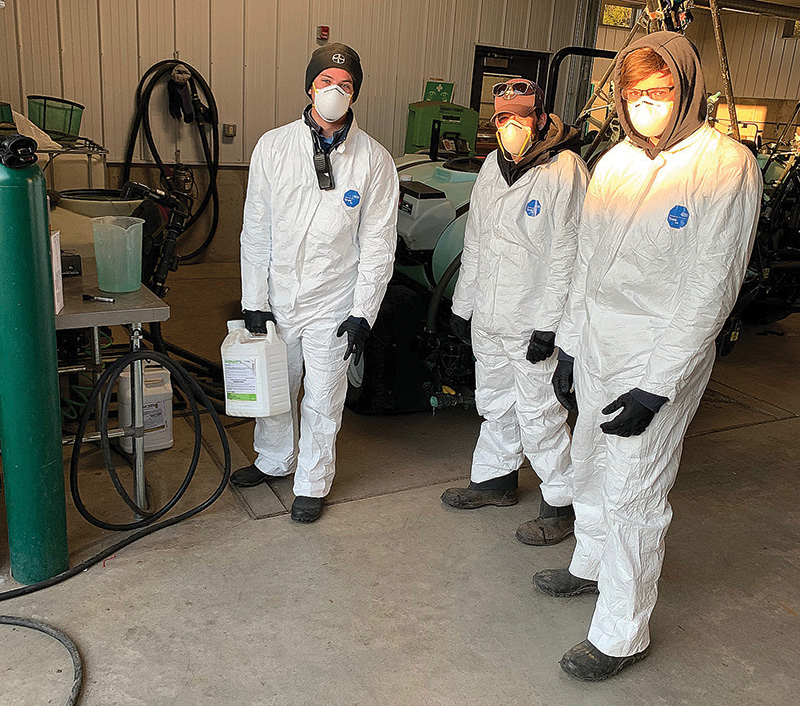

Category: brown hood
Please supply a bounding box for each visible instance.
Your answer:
[614,31,707,159]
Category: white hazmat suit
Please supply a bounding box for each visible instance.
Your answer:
[452,139,588,506]
[556,33,762,657]
[240,116,399,498]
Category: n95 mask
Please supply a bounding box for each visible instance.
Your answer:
[496,119,533,158]
[627,98,673,138]
[313,84,351,122]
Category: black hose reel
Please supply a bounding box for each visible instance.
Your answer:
[122,60,220,263]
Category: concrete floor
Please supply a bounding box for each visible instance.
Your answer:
[1,263,799,705]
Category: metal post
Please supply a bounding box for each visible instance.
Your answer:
[0,149,69,584]
[91,326,103,428]
[130,323,147,512]
[708,0,741,141]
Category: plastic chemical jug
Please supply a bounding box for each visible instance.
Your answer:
[221,320,291,417]
[91,216,143,292]
[117,363,174,453]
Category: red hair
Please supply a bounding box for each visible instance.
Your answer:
[619,48,669,87]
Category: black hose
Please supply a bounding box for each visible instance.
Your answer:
[145,323,223,378]
[0,349,231,602]
[180,114,221,261]
[0,615,83,705]
[121,60,220,261]
[426,254,462,333]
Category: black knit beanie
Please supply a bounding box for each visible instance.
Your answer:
[305,43,363,102]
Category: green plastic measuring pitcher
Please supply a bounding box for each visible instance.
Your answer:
[91,216,143,293]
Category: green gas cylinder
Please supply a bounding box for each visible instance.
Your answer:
[0,135,68,584]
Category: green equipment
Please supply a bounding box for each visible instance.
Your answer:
[0,101,15,133]
[404,101,479,156]
[0,134,69,584]
[27,95,85,143]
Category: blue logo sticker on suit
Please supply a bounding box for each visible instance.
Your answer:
[667,205,689,228]
[525,199,541,217]
[343,190,361,207]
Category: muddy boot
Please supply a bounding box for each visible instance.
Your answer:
[441,471,518,509]
[515,498,574,545]
[532,568,598,597]
[560,640,649,681]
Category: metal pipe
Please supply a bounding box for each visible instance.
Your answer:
[91,326,103,430]
[709,0,741,142]
[130,323,148,513]
[695,0,800,22]
[545,47,617,114]
[62,428,128,446]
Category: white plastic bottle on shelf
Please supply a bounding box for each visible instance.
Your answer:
[221,319,291,418]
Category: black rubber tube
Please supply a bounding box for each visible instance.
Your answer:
[0,350,231,602]
[70,351,203,530]
[426,253,462,333]
[0,616,83,705]
[121,60,220,261]
[145,323,223,378]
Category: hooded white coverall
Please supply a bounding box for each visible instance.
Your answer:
[557,123,762,656]
[240,117,399,498]
[451,149,588,505]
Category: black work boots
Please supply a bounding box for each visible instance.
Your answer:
[441,474,574,547]
[515,498,575,546]
[532,568,599,597]
[291,496,324,523]
[559,640,650,681]
[440,470,519,509]
[230,463,270,487]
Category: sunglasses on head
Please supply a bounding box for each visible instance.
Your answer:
[492,81,537,98]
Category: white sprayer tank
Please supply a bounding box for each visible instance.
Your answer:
[221,320,291,417]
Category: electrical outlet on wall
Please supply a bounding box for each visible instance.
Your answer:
[222,123,237,139]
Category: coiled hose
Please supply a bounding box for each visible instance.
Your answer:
[0,348,231,601]
[121,60,220,261]
[0,348,231,703]
[0,615,82,706]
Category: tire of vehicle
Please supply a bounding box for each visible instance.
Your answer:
[345,284,429,415]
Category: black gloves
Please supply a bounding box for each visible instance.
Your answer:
[552,359,577,413]
[243,309,275,334]
[167,79,194,123]
[337,316,371,365]
[526,330,556,363]
[450,314,471,345]
[600,390,664,437]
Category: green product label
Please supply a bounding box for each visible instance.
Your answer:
[227,392,258,401]
[224,357,259,401]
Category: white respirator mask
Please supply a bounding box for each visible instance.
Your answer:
[496,119,533,158]
[627,98,673,138]
[313,84,352,122]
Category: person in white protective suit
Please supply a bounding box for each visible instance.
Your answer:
[231,43,399,523]
[535,32,762,680]
[440,80,589,546]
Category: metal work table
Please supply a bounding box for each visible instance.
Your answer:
[56,261,169,512]
[39,141,108,191]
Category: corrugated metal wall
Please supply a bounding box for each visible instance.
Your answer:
[0,0,581,164]
[693,12,800,101]
[592,11,800,101]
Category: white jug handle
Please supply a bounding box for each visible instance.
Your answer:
[266,319,277,341]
